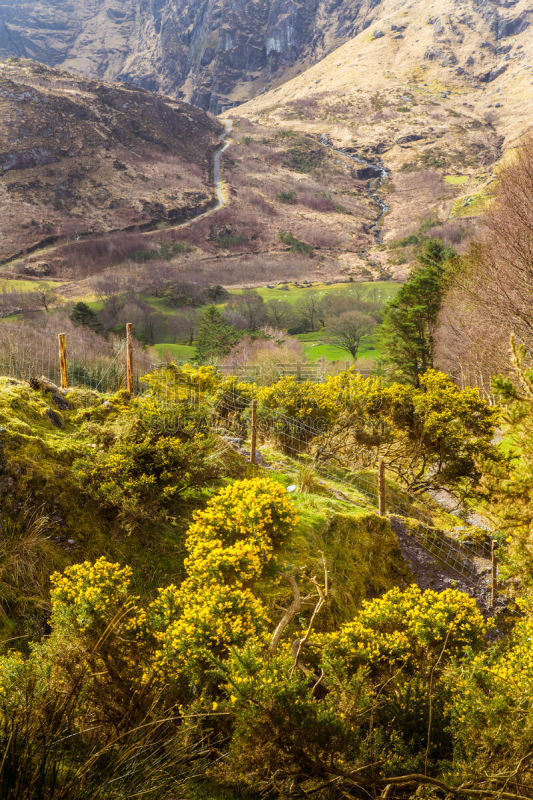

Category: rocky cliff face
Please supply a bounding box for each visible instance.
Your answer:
[234,0,533,275]
[0,0,530,111]
[0,0,403,111]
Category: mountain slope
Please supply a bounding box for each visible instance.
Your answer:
[230,0,532,270]
[0,0,391,111]
[2,0,528,114]
[0,59,222,267]
[2,0,533,281]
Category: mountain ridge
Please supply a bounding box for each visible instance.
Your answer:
[0,59,222,270]
[1,0,528,113]
[2,0,533,280]
[229,0,532,263]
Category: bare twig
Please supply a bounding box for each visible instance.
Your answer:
[290,553,329,678]
[268,574,302,655]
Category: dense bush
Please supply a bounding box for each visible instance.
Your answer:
[253,368,499,496]
[257,375,339,450]
[480,341,533,582]
[156,365,499,497]
[151,478,298,681]
[1,464,532,798]
[448,598,533,782]
[0,479,299,796]
[0,551,493,800]
[74,398,222,519]
[278,231,314,255]
[276,190,296,203]
[218,587,490,795]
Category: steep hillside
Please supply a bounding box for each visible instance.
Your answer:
[0,59,222,266]
[232,0,532,268]
[0,371,413,636]
[0,0,408,112]
[2,1,531,276]
[0,86,390,284]
[1,0,529,115]
[0,362,519,799]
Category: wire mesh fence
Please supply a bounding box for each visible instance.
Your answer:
[0,322,151,395]
[0,335,128,394]
[145,368,494,580]
[0,327,494,581]
[212,362,378,384]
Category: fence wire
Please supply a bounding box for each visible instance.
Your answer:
[146,370,493,580]
[212,362,378,384]
[0,328,145,396]
[0,335,493,581]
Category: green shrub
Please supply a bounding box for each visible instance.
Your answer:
[74,398,222,519]
[215,233,248,249]
[278,231,314,255]
[277,190,297,204]
[131,242,194,262]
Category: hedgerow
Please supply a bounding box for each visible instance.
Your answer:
[74,397,222,518]
[163,364,500,496]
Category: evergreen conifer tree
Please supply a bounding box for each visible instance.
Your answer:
[380,239,455,385]
[70,302,104,334]
[195,305,241,362]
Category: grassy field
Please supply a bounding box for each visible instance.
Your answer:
[296,331,382,365]
[231,280,401,306]
[0,278,61,292]
[152,343,196,361]
[152,328,384,368]
[444,174,469,186]
[66,280,400,366]
[146,281,398,366]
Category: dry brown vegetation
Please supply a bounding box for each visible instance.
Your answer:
[3,0,533,292]
[233,0,530,275]
[197,119,377,273]
[0,61,221,264]
[436,136,533,388]
[5,111,385,287]
[74,251,335,298]
[0,313,152,389]
[222,327,304,368]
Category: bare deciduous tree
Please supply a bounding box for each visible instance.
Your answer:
[325,310,375,361]
[436,135,533,388]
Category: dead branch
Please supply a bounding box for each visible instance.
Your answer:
[290,553,329,678]
[268,574,303,655]
[372,774,531,800]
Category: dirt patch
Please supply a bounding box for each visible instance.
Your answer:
[390,516,493,612]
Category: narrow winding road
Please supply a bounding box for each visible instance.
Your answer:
[0,118,234,273]
[213,119,232,211]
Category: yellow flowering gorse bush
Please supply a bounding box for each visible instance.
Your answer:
[74,397,221,517]
[50,557,140,634]
[323,585,489,675]
[149,478,298,679]
[25,479,299,692]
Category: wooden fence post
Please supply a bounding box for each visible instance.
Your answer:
[250,398,258,465]
[491,540,498,610]
[58,333,68,390]
[126,323,134,395]
[378,457,386,516]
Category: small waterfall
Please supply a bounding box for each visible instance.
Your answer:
[318,134,390,245]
